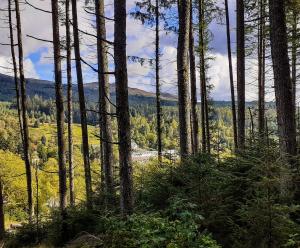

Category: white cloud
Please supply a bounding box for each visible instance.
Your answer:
[0,0,274,102]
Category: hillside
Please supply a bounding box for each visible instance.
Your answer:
[0,73,177,106]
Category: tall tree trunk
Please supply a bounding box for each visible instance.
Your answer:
[0,179,4,238]
[224,0,238,150]
[269,0,297,157]
[236,0,245,149]
[198,0,210,153]
[155,0,163,163]
[291,10,297,108]
[51,0,67,212]
[71,0,93,209]
[14,0,34,221]
[95,0,115,202]
[258,0,266,136]
[114,0,134,215]
[65,0,74,207]
[8,0,23,143]
[189,3,199,154]
[177,0,192,158]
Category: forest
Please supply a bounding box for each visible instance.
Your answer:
[0,0,300,247]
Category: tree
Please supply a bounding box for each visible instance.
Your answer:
[198,0,210,153]
[189,2,199,154]
[8,0,23,143]
[114,0,134,215]
[258,0,266,137]
[224,0,237,149]
[14,0,34,221]
[0,179,4,238]
[71,0,93,208]
[155,0,163,163]
[177,0,192,158]
[51,0,67,211]
[236,0,245,149]
[95,0,115,202]
[65,0,75,207]
[269,0,297,157]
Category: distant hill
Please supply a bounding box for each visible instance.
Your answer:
[0,73,177,106]
[0,73,275,108]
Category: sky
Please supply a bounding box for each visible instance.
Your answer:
[0,0,266,101]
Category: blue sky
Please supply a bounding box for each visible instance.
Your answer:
[0,0,265,101]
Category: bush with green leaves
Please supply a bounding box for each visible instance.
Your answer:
[136,142,300,247]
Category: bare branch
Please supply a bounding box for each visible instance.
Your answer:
[27,34,53,43]
[25,0,52,13]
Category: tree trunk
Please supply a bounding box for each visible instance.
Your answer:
[236,0,245,149]
[8,0,23,143]
[14,0,34,221]
[155,0,163,163]
[65,0,75,207]
[0,179,4,238]
[177,0,192,158]
[51,0,67,211]
[114,0,134,215]
[71,0,93,209]
[224,0,238,150]
[198,0,210,153]
[291,10,297,109]
[269,0,297,157]
[189,3,199,154]
[258,0,266,137]
[95,0,115,202]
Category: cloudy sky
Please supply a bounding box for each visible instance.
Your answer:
[0,0,267,101]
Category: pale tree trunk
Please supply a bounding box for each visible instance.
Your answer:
[71,0,93,209]
[155,0,163,163]
[0,179,4,238]
[269,0,297,157]
[258,0,266,137]
[95,0,115,202]
[224,0,238,149]
[177,0,192,158]
[65,0,75,207]
[189,3,199,154]
[51,0,67,212]
[14,0,34,221]
[114,0,134,215]
[236,0,245,149]
[8,0,23,142]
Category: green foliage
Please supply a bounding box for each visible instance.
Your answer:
[135,143,300,247]
[43,206,219,248]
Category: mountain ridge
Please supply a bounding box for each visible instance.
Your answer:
[0,73,177,103]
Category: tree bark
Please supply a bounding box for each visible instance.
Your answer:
[114,0,134,215]
[258,0,266,137]
[189,3,199,154]
[0,179,4,238]
[8,0,23,143]
[269,0,297,157]
[95,0,115,202]
[51,0,67,211]
[71,0,93,209]
[236,0,245,149]
[291,10,297,108]
[177,0,192,158]
[224,0,238,150]
[155,0,163,163]
[14,0,34,221]
[198,0,210,153]
[65,0,75,207]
